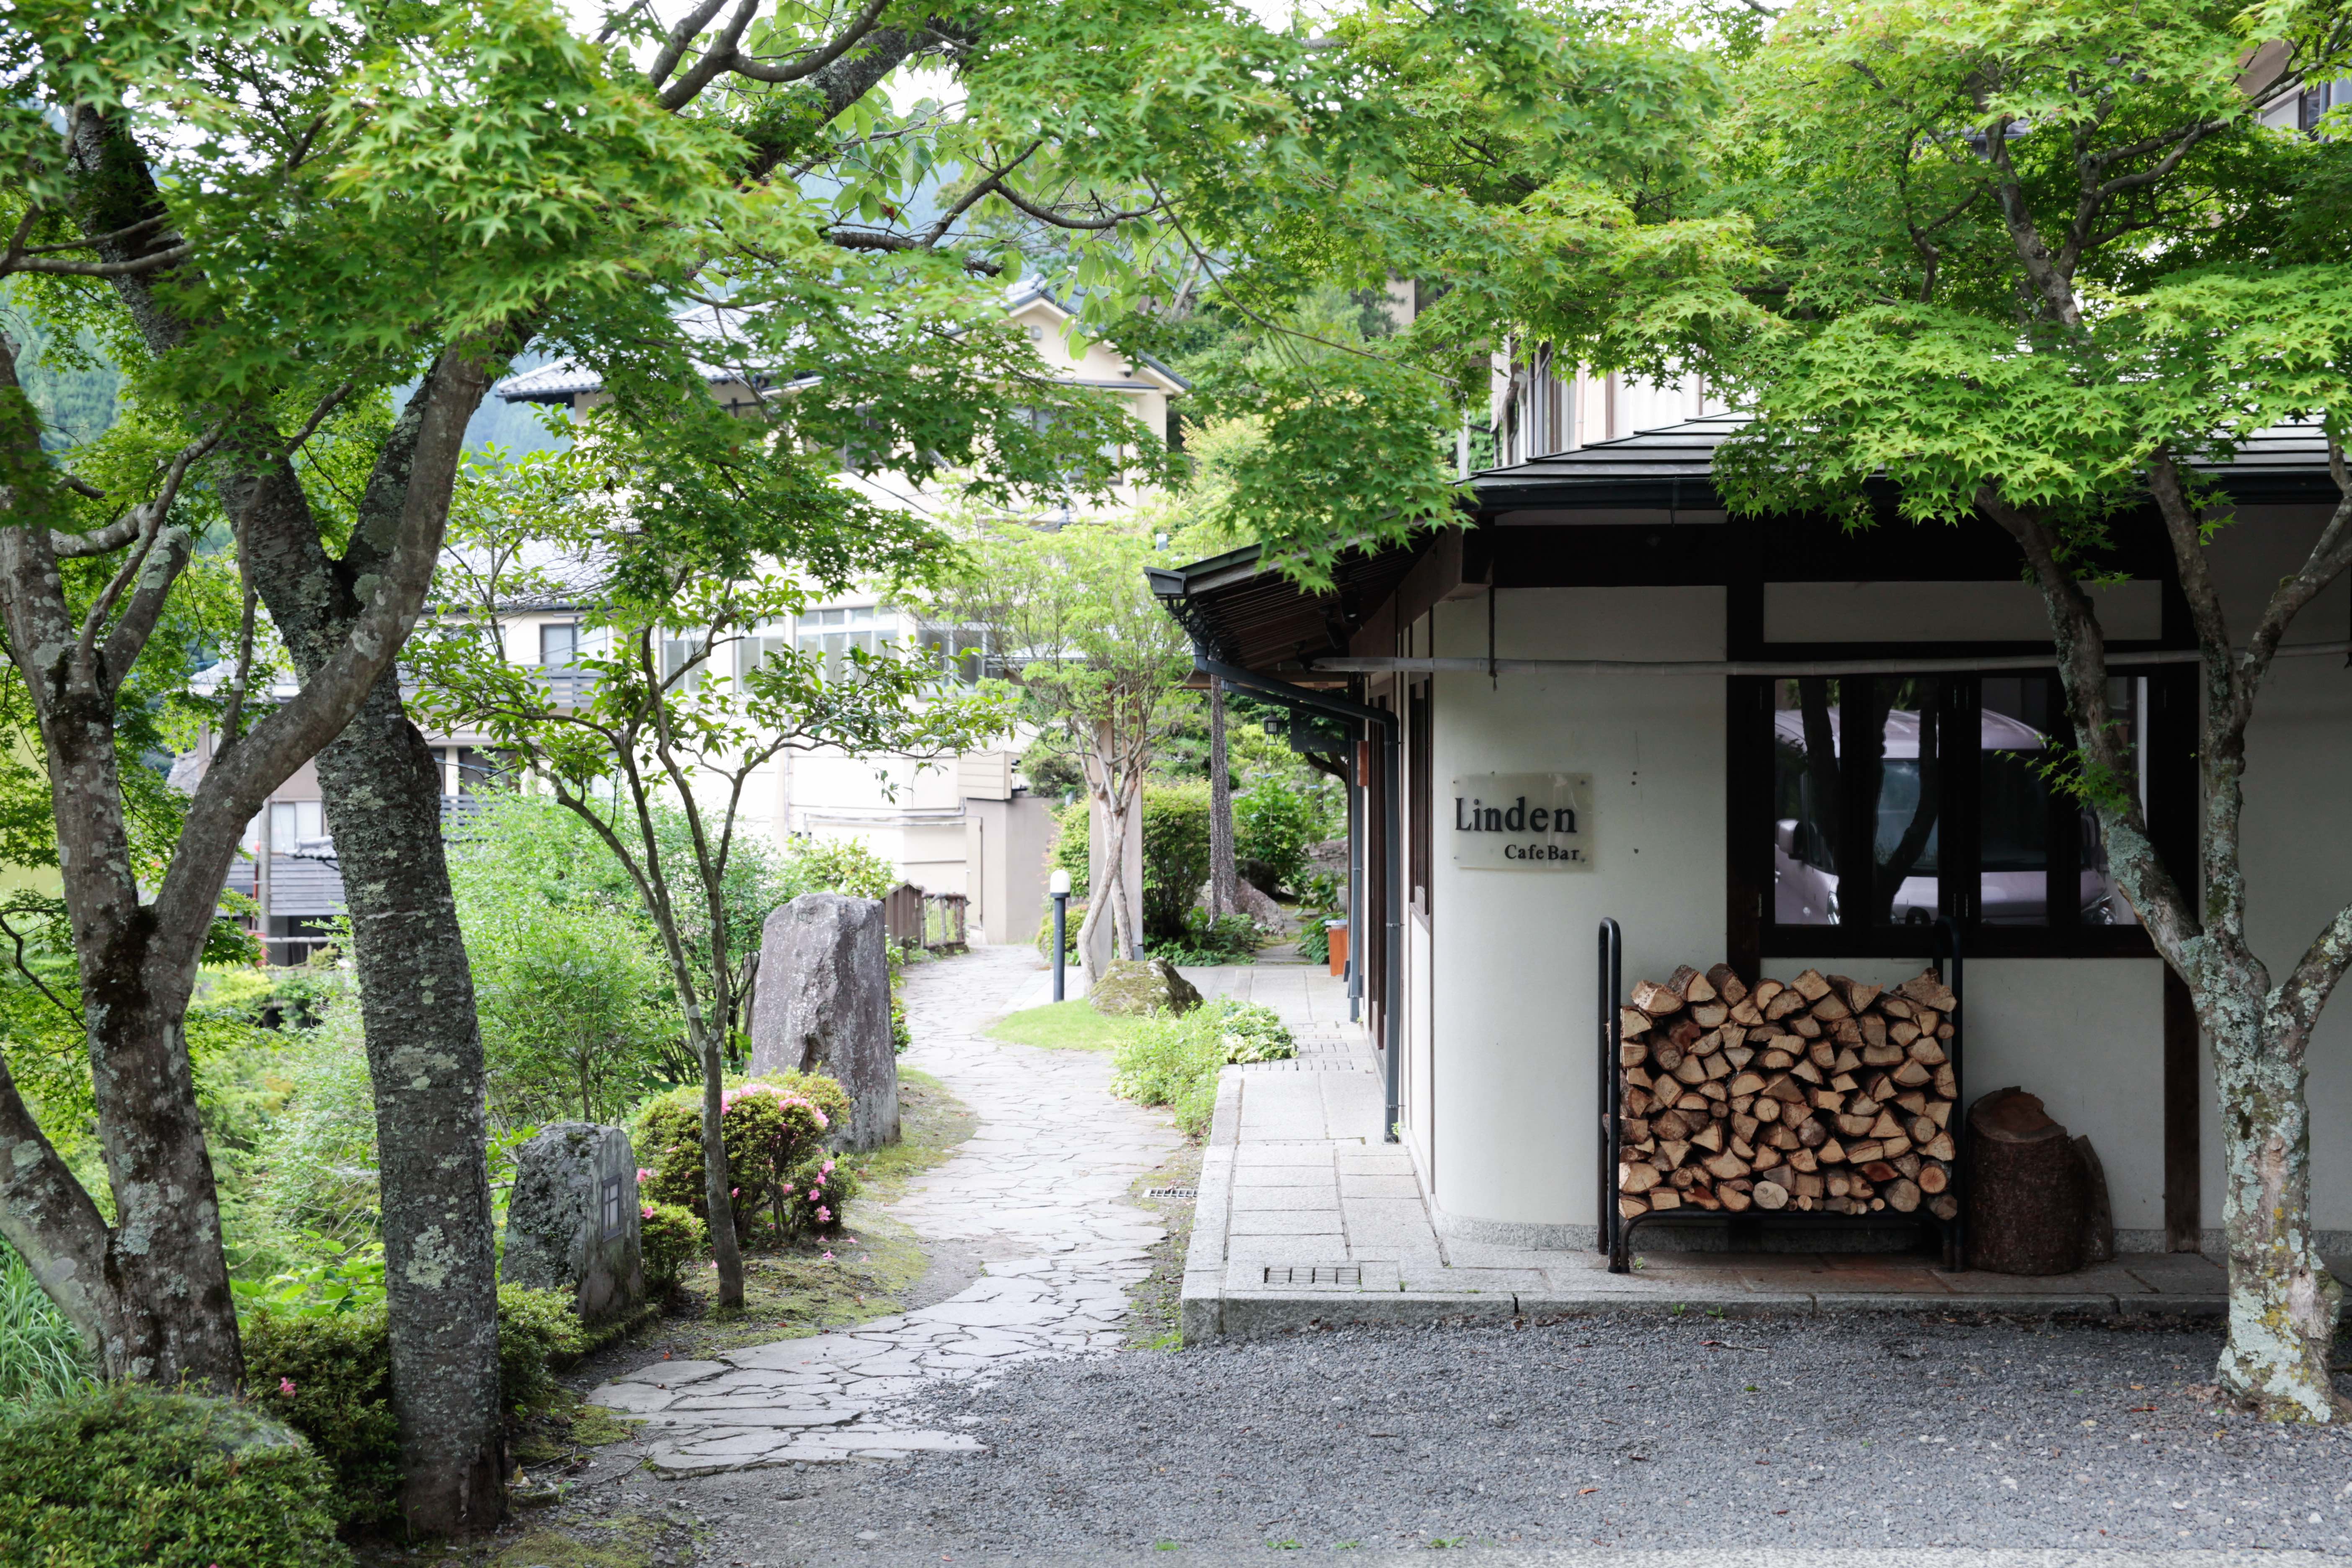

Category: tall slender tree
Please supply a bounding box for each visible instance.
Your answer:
[1709,0,2352,1418]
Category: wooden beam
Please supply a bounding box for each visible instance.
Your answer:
[2163,965,2201,1253]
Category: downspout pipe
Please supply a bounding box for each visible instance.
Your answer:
[1194,653,1405,1145]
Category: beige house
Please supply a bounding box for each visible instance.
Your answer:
[199,282,1181,957]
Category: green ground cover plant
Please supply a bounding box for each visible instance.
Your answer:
[987,1000,1139,1052]
[0,1385,350,1568]
[1112,1001,1297,1136]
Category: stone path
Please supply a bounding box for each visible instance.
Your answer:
[589,945,1181,1475]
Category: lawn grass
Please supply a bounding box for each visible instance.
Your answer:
[986,998,1138,1052]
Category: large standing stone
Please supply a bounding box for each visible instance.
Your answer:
[500,1123,643,1322]
[748,893,897,1150]
[1088,957,1204,1018]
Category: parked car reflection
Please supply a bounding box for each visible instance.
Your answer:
[1773,703,2125,926]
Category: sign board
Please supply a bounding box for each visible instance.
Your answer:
[1451,773,1595,870]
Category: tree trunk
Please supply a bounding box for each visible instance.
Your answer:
[226,377,508,1533]
[68,998,244,1391]
[1208,677,1236,922]
[1104,783,1140,964]
[2212,1014,2346,1421]
[696,1024,746,1310]
[312,672,508,1531]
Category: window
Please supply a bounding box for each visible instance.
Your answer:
[1743,671,2172,958]
[268,799,326,854]
[734,623,792,683]
[659,634,709,691]
[917,626,987,685]
[794,606,888,681]
[539,622,578,667]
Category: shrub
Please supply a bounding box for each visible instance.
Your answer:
[780,835,898,900]
[0,1383,350,1567]
[0,1241,93,1403]
[633,1072,856,1246]
[1047,798,1089,898]
[639,1200,707,1297]
[240,1305,401,1528]
[1145,909,1257,966]
[495,1284,585,1415]
[1140,783,1212,941]
[890,987,911,1053]
[1236,774,1335,896]
[242,1285,584,1526]
[1113,1009,1227,1136]
[1112,999,1296,1136]
[1297,918,1331,965]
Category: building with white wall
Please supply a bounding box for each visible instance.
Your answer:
[1152,416,2350,1263]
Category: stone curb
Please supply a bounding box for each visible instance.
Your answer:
[1202,1286,2228,1336]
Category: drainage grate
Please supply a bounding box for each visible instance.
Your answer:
[1263,1265,1361,1286]
[1145,1186,1197,1199]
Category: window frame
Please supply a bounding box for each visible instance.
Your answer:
[1730,665,2194,961]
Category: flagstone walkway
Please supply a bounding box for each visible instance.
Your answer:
[588,944,1181,1475]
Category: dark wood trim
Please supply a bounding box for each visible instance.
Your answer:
[1740,665,2184,962]
[2164,965,2202,1252]
[1725,676,1767,978]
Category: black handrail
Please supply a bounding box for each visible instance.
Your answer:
[1598,918,1623,1268]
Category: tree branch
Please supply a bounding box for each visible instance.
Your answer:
[646,0,735,90]
[0,1048,112,1349]
[0,244,194,280]
[658,0,763,112]
[721,0,895,85]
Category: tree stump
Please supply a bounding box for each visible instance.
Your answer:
[1964,1088,2088,1275]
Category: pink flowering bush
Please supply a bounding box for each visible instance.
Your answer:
[631,1071,856,1246]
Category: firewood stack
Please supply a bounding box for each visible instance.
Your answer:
[1616,964,1961,1225]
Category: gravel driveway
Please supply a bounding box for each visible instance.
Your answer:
[672,1311,2350,1565]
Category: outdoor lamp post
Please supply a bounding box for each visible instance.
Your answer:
[1049,869,1071,1001]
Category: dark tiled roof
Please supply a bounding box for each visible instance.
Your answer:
[1146,540,1428,672]
[1467,413,2342,511]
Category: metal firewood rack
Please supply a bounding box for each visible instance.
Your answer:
[1596,916,1967,1274]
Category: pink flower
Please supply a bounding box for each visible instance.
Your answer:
[636,1167,652,1183]
[730,1187,739,1197]
[780,1182,795,1194]
[812,1109,829,1129]
[278,1378,296,1397]
[816,1207,831,1223]
[821,1251,834,1262]
[641,1204,654,1219]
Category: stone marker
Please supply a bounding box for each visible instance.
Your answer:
[749,892,897,1150]
[1088,956,1204,1019]
[501,1122,643,1322]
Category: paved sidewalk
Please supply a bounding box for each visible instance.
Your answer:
[590,945,1180,1474]
[1179,967,2233,1338]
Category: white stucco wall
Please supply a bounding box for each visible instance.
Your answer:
[1405,560,2352,1248]
[1418,586,1728,1243]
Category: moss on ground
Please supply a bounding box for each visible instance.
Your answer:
[1124,1138,1204,1350]
[486,1512,675,1568]
[985,998,1137,1052]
